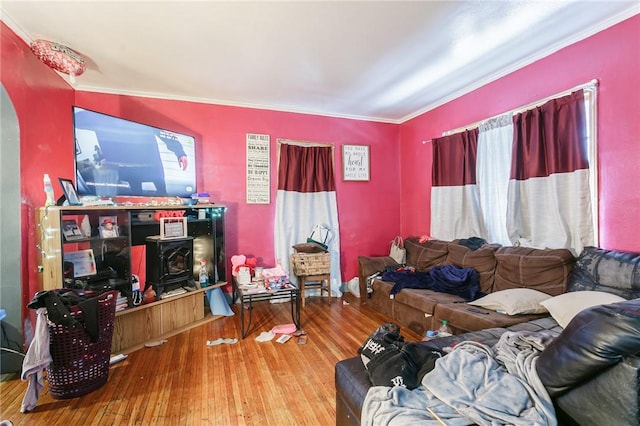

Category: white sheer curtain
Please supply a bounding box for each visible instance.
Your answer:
[476,114,513,246]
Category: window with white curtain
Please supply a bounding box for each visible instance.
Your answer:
[434,81,598,253]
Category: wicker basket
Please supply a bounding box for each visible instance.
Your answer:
[46,290,117,399]
[291,252,330,276]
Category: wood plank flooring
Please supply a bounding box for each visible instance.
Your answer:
[0,294,420,425]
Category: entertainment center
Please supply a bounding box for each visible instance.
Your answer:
[37,203,227,354]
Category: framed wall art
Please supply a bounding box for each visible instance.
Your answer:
[342,144,370,181]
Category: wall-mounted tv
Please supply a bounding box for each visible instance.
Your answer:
[73,106,196,198]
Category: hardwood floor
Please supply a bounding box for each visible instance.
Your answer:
[0,294,420,425]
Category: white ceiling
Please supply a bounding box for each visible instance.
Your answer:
[2,1,638,123]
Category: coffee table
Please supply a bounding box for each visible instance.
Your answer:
[234,282,301,339]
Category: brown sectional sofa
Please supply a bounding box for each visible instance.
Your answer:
[339,246,640,426]
[358,237,576,335]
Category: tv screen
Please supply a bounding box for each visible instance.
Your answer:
[73,106,196,198]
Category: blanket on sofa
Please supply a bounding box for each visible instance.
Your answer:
[382,264,480,298]
[361,331,556,426]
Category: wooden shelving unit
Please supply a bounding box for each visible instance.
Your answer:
[36,204,227,354]
[112,283,226,354]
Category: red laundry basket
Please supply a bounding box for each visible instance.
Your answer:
[46,290,117,399]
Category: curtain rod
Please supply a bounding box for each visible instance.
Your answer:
[277,138,334,147]
[439,78,599,138]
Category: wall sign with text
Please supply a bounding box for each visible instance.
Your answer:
[246,133,271,204]
[342,144,370,181]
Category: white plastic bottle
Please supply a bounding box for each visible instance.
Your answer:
[437,320,453,337]
[43,174,55,206]
[199,259,209,288]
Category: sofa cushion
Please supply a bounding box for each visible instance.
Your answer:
[537,298,640,397]
[433,302,548,333]
[468,288,552,315]
[394,289,466,333]
[493,247,575,296]
[567,246,640,299]
[539,291,625,328]
[394,289,465,314]
[404,237,449,272]
[445,242,499,294]
[506,316,562,334]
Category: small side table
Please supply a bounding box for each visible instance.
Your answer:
[297,274,330,307]
[234,282,301,339]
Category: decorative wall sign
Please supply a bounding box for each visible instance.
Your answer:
[342,144,370,181]
[246,133,271,204]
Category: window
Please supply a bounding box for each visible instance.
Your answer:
[433,81,598,253]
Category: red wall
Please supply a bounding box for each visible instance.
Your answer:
[400,14,640,253]
[1,22,75,323]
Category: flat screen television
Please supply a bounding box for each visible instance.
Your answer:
[73,106,197,198]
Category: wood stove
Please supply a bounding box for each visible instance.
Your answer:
[145,236,196,300]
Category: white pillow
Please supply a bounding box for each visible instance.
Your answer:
[468,288,551,315]
[539,291,626,328]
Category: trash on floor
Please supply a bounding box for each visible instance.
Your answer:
[206,338,238,346]
[255,331,275,342]
[109,354,128,365]
[144,339,168,348]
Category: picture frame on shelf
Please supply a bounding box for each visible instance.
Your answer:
[62,219,84,241]
[62,249,97,278]
[57,178,82,206]
[160,217,188,239]
[342,144,370,181]
[98,215,119,238]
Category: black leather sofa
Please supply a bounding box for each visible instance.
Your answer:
[336,247,640,426]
